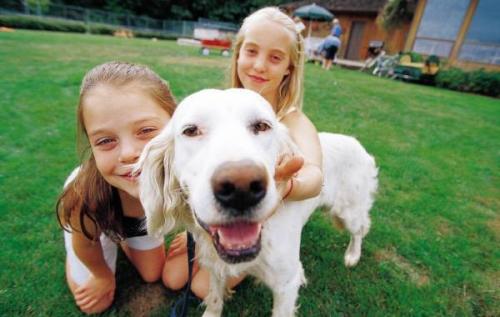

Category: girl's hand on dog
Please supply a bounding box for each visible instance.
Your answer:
[275,154,304,199]
[75,274,115,312]
[167,232,188,258]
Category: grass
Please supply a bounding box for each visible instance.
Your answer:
[0,30,498,316]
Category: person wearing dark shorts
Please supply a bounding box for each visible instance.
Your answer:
[325,45,338,61]
[318,35,341,70]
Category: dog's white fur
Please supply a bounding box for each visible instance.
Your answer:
[137,88,378,317]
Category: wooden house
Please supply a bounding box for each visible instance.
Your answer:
[282,0,417,61]
[283,0,499,71]
[405,0,499,71]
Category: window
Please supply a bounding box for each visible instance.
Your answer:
[413,0,469,57]
[458,0,500,65]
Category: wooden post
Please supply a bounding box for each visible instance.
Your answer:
[404,0,427,52]
[448,0,479,64]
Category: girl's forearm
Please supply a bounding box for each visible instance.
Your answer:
[287,163,323,201]
[73,236,113,279]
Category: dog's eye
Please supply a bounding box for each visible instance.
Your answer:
[251,121,271,134]
[182,125,201,137]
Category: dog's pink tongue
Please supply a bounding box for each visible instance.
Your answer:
[216,222,261,250]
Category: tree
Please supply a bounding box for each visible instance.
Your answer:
[378,0,413,31]
[54,0,290,23]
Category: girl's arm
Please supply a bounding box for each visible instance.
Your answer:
[279,110,323,201]
[72,232,114,279]
[69,212,116,308]
[69,211,113,279]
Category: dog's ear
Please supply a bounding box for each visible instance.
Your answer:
[136,124,185,237]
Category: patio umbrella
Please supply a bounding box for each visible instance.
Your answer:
[293,3,333,22]
[293,3,334,57]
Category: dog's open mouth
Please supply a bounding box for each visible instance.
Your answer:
[208,221,262,264]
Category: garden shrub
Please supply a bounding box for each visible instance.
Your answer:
[0,14,178,40]
[0,14,86,33]
[467,69,500,97]
[87,23,118,35]
[408,51,424,63]
[435,68,467,91]
[436,67,500,98]
[134,30,177,40]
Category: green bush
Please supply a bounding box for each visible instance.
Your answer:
[467,68,500,97]
[435,68,467,90]
[397,51,424,63]
[408,51,424,63]
[0,14,86,33]
[87,23,118,35]
[134,30,177,40]
[0,14,178,40]
[0,14,122,35]
[436,67,500,98]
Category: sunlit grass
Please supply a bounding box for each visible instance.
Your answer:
[0,30,498,316]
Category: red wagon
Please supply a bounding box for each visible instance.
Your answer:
[200,38,232,56]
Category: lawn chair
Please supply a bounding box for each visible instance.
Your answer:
[372,54,399,77]
[361,51,399,78]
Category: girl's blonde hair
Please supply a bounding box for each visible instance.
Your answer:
[57,61,176,241]
[229,7,305,118]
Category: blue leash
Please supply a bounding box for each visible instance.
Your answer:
[170,232,196,317]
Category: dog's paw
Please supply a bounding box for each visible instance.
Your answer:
[344,238,361,267]
[202,298,224,317]
[344,252,360,267]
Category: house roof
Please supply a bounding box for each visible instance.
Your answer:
[282,0,417,14]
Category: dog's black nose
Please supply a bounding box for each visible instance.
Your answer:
[211,160,267,215]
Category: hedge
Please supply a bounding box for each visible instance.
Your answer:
[134,30,177,41]
[0,14,177,40]
[87,22,118,35]
[0,14,87,33]
[436,67,500,98]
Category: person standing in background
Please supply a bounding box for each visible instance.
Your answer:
[316,18,342,70]
[331,18,342,37]
[317,34,341,70]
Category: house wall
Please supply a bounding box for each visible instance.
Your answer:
[405,0,500,71]
[299,14,410,61]
[336,14,410,60]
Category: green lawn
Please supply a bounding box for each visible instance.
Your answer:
[0,30,498,316]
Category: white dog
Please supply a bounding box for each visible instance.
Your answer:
[137,88,378,317]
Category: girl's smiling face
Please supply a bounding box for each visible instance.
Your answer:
[237,20,293,109]
[83,84,170,199]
